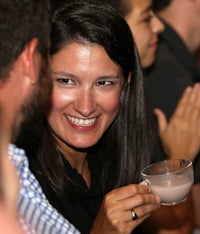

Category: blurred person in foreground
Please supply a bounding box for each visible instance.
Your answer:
[0,0,79,233]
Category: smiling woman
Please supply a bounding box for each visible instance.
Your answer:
[49,43,124,149]
[16,1,161,234]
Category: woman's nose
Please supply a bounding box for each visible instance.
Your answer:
[74,89,96,117]
[151,14,165,34]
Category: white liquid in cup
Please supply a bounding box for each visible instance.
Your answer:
[141,159,194,206]
[150,180,193,205]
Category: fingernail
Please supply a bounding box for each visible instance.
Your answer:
[156,195,161,204]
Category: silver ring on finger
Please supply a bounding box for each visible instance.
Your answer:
[131,208,138,221]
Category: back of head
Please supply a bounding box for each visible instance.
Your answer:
[0,0,51,79]
[152,0,172,11]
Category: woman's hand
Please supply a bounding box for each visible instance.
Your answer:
[90,184,161,234]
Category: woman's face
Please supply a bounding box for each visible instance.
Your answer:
[125,0,164,68]
[48,43,125,149]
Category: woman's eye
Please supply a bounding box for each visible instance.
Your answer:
[143,15,152,23]
[96,80,113,86]
[144,17,151,22]
[56,78,74,84]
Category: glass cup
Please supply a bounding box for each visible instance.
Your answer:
[141,159,194,206]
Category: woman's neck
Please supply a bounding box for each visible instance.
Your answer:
[56,140,91,187]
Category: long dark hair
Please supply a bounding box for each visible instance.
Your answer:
[17,1,157,196]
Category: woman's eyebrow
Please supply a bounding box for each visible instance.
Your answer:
[52,71,122,80]
[141,5,151,15]
[52,71,76,78]
[98,75,122,79]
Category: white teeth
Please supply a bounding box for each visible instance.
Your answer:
[67,115,96,126]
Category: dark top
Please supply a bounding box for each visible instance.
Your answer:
[29,151,144,234]
[145,19,200,183]
[145,20,200,118]
[30,152,102,234]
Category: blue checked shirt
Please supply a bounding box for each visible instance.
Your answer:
[9,144,80,234]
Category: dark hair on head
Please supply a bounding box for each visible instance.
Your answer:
[152,0,172,11]
[0,0,51,79]
[17,0,157,196]
[50,0,136,80]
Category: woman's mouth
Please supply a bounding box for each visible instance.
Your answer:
[66,115,97,127]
